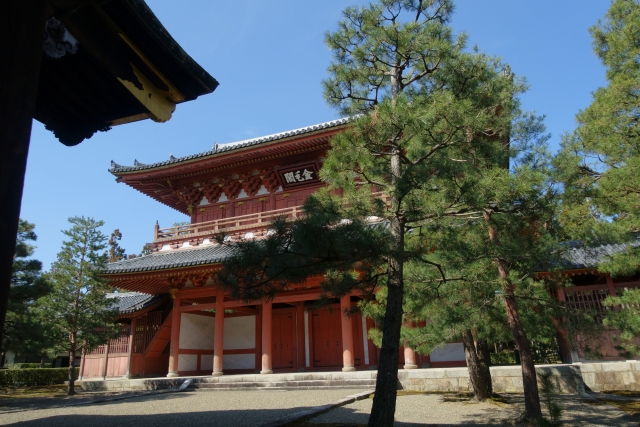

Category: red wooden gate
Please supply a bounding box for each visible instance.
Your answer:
[311,306,343,367]
[272,310,295,369]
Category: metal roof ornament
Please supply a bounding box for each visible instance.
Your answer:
[42,17,78,59]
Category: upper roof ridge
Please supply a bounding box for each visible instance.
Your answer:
[109,117,350,174]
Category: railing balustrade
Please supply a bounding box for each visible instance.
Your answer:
[153,192,391,242]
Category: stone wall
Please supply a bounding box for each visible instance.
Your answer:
[81,361,640,394]
[398,364,585,394]
[579,361,640,392]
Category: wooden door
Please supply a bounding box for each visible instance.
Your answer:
[272,311,295,369]
[311,307,343,367]
[198,207,212,223]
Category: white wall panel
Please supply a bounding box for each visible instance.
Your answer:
[179,313,214,350]
[178,354,197,371]
[200,354,213,371]
[223,354,255,370]
[223,315,256,350]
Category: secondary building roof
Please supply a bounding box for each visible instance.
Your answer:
[104,244,236,274]
[556,239,640,271]
[107,291,167,314]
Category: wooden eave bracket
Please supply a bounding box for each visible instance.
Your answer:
[62,3,184,126]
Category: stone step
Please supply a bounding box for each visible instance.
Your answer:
[196,385,375,392]
[194,379,376,390]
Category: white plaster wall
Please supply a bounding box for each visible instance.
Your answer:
[179,313,214,350]
[362,314,370,365]
[223,354,255,370]
[178,354,197,371]
[201,354,213,371]
[223,316,255,350]
[430,343,465,362]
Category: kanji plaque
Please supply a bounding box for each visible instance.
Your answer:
[276,163,321,189]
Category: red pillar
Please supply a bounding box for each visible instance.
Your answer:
[167,294,182,377]
[606,274,620,312]
[125,317,137,378]
[255,305,262,372]
[403,322,417,369]
[554,287,574,363]
[213,288,225,376]
[403,347,417,369]
[296,304,306,371]
[340,295,356,372]
[261,301,273,374]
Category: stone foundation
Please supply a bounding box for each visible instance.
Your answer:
[398,364,585,394]
[578,361,640,392]
[81,361,640,394]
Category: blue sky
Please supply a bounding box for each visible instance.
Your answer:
[23,0,611,268]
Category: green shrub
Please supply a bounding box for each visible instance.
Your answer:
[7,363,42,370]
[539,370,563,425]
[0,368,79,387]
[490,351,517,365]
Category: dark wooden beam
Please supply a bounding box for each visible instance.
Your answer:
[0,0,49,349]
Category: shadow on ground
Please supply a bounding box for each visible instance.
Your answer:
[1,392,638,427]
[301,394,638,427]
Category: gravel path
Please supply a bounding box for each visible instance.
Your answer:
[0,389,363,427]
[1,390,636,427]
[308,393,638,426]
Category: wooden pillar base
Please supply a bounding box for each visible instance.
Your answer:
[261,301,273,374]
[167,372,179,378]
[213,289,225,377]
[340,295,355,372]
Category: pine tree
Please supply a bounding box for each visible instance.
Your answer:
[554,0,640,364]
[602,288,640,357]
[218,1,550,424]
[555,0,640,275]
[107,229,127,263]
[36,217,118,395]
[2,220,52,365]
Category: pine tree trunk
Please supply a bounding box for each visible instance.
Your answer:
[503,282,541,419]
[67,343,76,396]
[368,144,404,427]
[40,355,46,369]
[462,329,491,401]
[476,338,493,395]
[483,211,541,420]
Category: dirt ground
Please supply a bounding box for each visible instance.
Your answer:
[0,387,637,426]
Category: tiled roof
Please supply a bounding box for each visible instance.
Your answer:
[551,239,640,270]
[110,117,350,174]
[106,292,166,314]
[104,244,236,274]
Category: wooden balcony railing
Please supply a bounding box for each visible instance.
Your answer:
[153,192,391,243]
[154,205,305,242]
